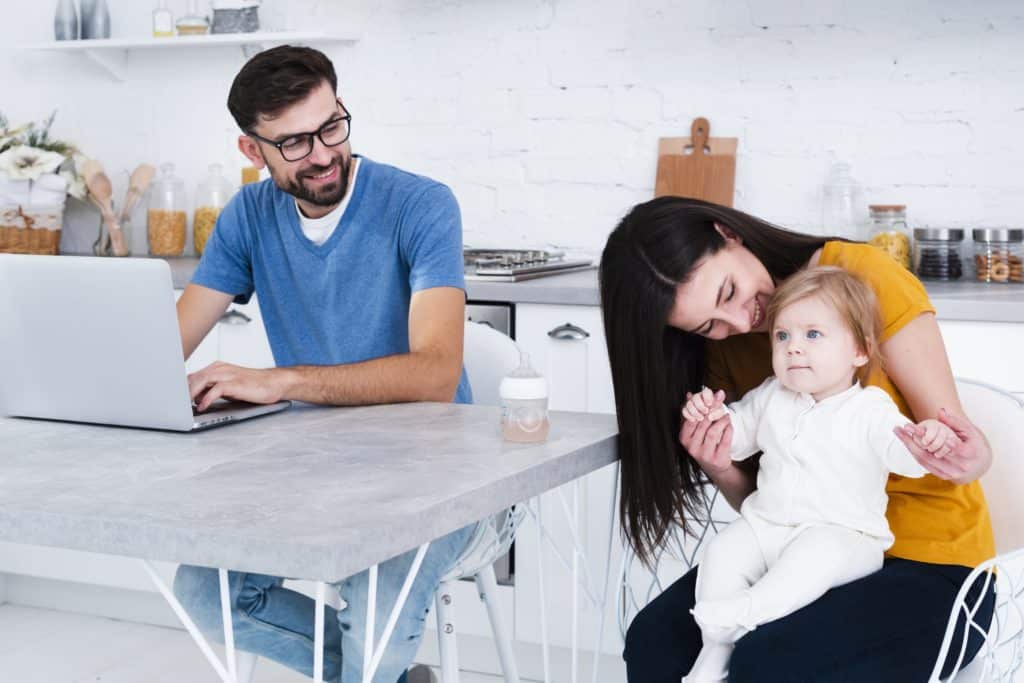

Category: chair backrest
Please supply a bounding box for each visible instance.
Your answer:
[463,320,521,407]
[956,378,1024,554]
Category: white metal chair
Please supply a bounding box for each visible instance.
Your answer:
[433,321,526,683]
[930,379,1024,682]
[235,321,525,683]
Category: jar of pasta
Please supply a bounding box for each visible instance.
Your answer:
[867,205,911,269]
[147,163,187,257]
[972,228,1023,284]
[193,164,235,256]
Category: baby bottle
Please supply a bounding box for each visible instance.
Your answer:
[499,351,550,443]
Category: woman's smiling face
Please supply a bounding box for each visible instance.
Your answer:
[666,227,776,340]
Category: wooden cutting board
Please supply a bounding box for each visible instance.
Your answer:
[654,117,737,206]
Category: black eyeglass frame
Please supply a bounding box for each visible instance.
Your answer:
[246,100,352,162]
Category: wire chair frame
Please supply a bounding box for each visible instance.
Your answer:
[617,485,736,641]
[930,546,1024,682]
[442,505,527,582]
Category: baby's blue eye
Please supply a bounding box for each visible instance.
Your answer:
[806,329,822,339]
[775,331,788,342]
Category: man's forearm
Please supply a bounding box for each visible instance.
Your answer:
[273,351,461,405]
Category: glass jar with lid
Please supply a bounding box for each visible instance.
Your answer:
[147,163,187,257]
[972,228,1023,284]
[193,164,235,256]
[176,0,209,35]
[913,228,964,281]
[867,204,912,269]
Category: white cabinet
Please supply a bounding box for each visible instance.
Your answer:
[0,293,275,599]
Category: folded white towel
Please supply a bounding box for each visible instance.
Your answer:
[0,177,31,206]
[28,173,68,209]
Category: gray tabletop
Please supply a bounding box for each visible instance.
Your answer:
[167,257,1024,323]
[0,403,618,583]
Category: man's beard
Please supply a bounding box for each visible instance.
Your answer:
[271,154,352,207]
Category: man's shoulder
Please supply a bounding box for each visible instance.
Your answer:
[360,157,453,201]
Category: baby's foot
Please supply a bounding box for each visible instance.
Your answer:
[691,593,754,644]
[682,643,732,682]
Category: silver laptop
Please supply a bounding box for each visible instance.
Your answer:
[0,254,290,431]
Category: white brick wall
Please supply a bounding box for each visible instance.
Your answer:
[3,0,1022,254]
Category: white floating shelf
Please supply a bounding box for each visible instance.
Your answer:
[24,31,361,81]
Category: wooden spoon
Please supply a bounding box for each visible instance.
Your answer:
[82,159,128,256]
[119,163,155,224]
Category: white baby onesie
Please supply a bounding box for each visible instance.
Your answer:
[684,378,927,683]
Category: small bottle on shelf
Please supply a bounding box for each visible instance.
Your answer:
[153,0,174,37]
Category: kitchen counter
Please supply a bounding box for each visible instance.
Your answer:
[0,402,617,583]
[165,257,1024,323]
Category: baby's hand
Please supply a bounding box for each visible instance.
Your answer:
[911,418,957,458]
[682,386,728,424]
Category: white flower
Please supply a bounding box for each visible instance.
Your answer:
[0,145,67,182]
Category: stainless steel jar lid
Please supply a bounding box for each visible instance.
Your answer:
[914,228,964,241]
[972,228,1024,243]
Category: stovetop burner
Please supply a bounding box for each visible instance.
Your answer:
[463,249,594,281]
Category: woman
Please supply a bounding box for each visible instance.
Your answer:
[599,196,995,682]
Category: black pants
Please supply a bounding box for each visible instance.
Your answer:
[623,558,993,682]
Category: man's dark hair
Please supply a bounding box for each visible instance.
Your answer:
[227,45,338,131]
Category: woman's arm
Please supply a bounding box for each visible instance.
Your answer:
[881,312,992,483]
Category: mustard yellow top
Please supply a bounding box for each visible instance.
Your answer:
[705,241,995,567]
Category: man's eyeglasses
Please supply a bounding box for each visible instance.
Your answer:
[247,100,352,162]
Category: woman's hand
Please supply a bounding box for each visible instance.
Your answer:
[680,388,733,476]
[894,408,993,484]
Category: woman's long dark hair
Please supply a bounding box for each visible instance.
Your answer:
[599,196,834,565]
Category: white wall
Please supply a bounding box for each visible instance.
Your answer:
[2,0,1022,255]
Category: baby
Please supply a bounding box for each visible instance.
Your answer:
[680,266,956,682]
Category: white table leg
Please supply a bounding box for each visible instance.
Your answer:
[219,568,238,682]
[362,542,430,683]
[535,498,552,683]
[527,465,621,683]
[315,580,326,683]
[363,563,377,682]
[571,479,579,683]
[141,560,234,683]
[591,462,620,683]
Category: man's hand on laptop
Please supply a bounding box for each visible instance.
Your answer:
[188,361,288,412]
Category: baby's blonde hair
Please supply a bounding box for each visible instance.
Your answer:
[766,266,882,386]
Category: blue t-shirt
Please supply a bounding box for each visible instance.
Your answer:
[191,156,472,404]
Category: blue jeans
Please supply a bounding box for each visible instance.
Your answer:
[173,524,474,683]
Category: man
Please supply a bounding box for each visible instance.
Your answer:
[172,45,472,683]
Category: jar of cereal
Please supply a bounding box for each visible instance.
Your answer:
[867,204,911,269]
[193,164,235,256]
[147,163,187,257]
[972,228,1024,284]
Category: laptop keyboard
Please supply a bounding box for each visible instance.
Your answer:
[192,400,246,416]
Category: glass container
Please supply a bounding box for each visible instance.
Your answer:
[972,228,1023,284]
[147,163,187,257]
[867,204,912,269]
[912,228,964,281]
[176,0,209,35]
[821,162,865,239]
[152,0,173,37]
[193,164,235,256]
